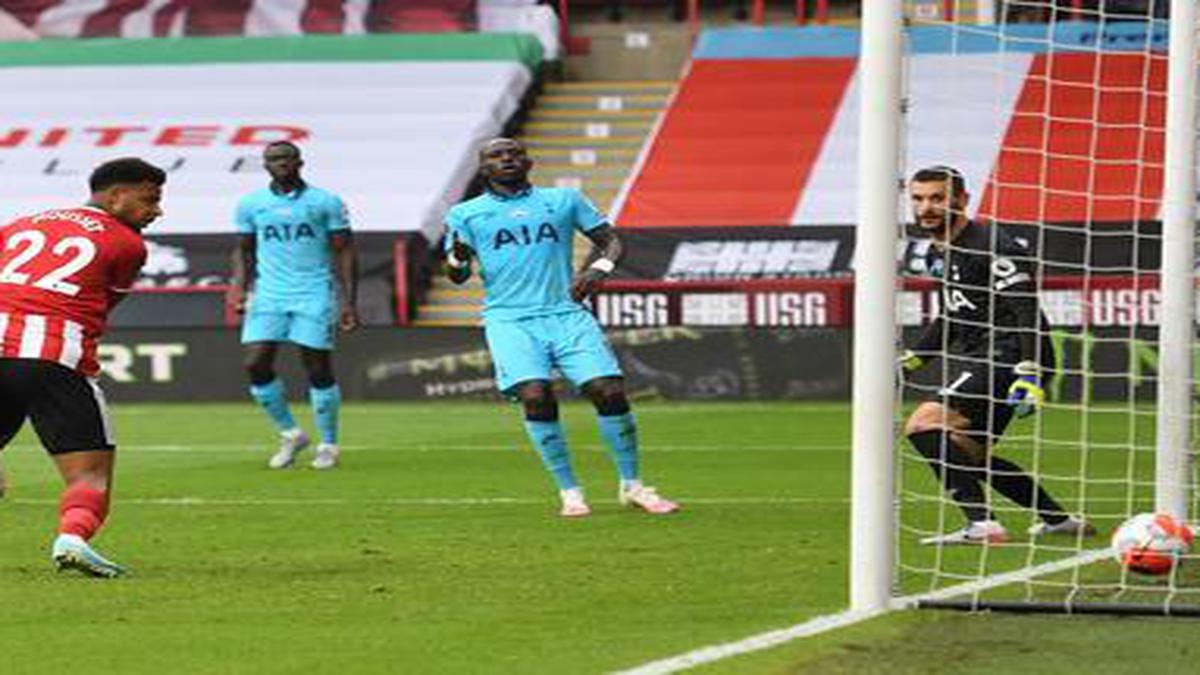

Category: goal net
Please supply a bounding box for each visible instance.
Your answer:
[890,0,1200,614]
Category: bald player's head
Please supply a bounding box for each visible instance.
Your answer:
[478,137,533,189]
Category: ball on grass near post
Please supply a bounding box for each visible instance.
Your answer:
[1111,513,1194,576]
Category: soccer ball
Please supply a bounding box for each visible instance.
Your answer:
[1111,513,1194,576]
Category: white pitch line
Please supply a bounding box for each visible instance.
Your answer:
[611,609,886,675]
[0,444,848,454]
[7,496,848,507]
[893,547,1114,607]
[111,403,841,416]
[612,548,1112,674]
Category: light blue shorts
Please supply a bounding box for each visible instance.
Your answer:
[241,294,336,350]
[484,311,622,394]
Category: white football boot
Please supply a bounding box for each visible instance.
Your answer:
[268,428,310,469]
[559,487,591,518]
[310,443,341,470]
[52,534,126,578]
[619,481,680,515]
[920,519,1009,545]
[1028,516,1096,537]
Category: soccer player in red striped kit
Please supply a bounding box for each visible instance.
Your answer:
[0,157,165,577]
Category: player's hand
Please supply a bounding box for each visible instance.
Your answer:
[447,231,471,269]
[339,305,360,333]
[1006,360,1045,418]
[227,286,248,315]
[571,268,607,303]
[898,349,925,374]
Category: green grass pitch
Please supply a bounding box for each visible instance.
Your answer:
[0,402,1196,674]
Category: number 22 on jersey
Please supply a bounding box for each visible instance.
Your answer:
[0,230,98,297]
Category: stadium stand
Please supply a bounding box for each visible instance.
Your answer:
[0,31,543,327]
[0,0,476,36]
[0,1,560,57]
[613,53,854,228]
[0,35,539,239]
[417,78,674,326]
[615,24,1168,227]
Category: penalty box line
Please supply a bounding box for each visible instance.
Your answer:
[612,548,1109,674]
[7,496,850,507]
[0,443,850,453]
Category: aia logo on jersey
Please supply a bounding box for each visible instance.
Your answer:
[944,288,978,313]
[262,222,316,242]
[493,222,559,250]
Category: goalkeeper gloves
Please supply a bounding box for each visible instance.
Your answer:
[1006,360,1045,418]
[898,349,925,374]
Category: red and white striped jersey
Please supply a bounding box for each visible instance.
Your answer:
[0,207,146,376]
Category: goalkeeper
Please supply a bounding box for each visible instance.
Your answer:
[900,166,1093,545]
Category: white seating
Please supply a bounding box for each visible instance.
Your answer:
[0,60,533,239]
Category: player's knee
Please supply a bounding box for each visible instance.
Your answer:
[299,350,335,388]
[585,378,629,416]
[517,381,557,421]
[905,403,967,436]
[58,461,112,492]
[244,358,275,386]
[307,370,335,389]
[904,407,939,436]
[955,431,989,461]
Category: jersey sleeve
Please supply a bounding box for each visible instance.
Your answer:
[326,193,351,232]
[107,236,146,302]
[569,189,607,233]
[443,207,476,252]
[992,240,1041,363]
[235,196,256,234]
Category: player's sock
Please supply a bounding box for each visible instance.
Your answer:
[309,384,341,445]
[523,419,579,490]
[596,412,639,482]
[908,431,991,523]
[987,455,1069,525]
[58,482,109,541]
[249,378,298,432]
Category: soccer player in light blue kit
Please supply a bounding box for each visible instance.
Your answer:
[445,138,679,517]
[230,141,359,470]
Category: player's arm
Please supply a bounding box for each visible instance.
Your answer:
[445,228,474,285]
[331,230,359,331]
[993,251,1044,415]
[570,223,622,303]
[898,298,944,373]
[229,234,256,314]
[993,254,1040,362]
[107,242,147,310]
[230,197,258,315]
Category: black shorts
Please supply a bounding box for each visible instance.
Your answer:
[0,358,115,454]
[933,355,1019,441]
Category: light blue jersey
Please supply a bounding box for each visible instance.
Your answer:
[445,187,606,321]
[236,183,349,303]
[446,186,619,393]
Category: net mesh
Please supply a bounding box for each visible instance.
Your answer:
[894,0,1200,613]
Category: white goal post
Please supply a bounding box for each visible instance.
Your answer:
[852,0,1198,615]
